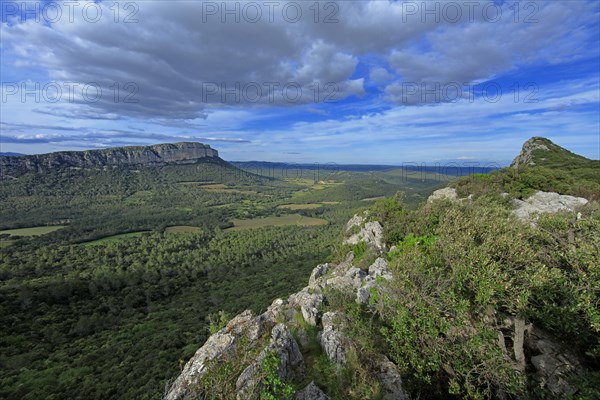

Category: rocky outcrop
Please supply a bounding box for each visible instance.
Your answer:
[427,187,458,203]
[165,199,593,399]
[164,213,408,400]
[318,312,350,366]
[0,142,220,177]
[512,191,588,221]
[511,137,551,167]
[236,324,305,400]
[343,213,385,251]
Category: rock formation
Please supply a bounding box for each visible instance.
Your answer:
[512,191,588,221]
[511,137,552,167]
[163,211,408,400]
[0,142,221,178]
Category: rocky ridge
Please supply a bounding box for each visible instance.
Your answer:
[164,213,408,400]
[0,142,220,178]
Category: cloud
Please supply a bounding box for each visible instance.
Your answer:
[2,0,597,120]
[370,67,394,83]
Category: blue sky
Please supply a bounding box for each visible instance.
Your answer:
[1,0,599,165]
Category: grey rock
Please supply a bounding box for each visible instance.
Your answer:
[236,324,305,400]
[1,142,220,178]
[164,310,274,400]
[295,381,329,400]
[318,312,350,366]
[309,263,329,287]
[511,137,550,167]
[427,187,458,203]
[512,191,588,221]
[374,356,410,400]
[345,214,366,232]
[368,258,393,280]
[344,220,385,250]
[356,280,377,305]
[288,289,324,326]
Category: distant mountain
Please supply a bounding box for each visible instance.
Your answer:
[0,152,24,157]
[0,142,222,177]
[511,137,596,169]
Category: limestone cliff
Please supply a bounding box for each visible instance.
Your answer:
[0,142,221,177]
[510,136,593,168]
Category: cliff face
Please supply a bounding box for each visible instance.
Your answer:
[510,137,593,169]
[510,137,552,167]
[0,142,220,177]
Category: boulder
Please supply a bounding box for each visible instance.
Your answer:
[427,187,458,203]
[164,310,259,400]
[368,258,393,280]
[512,191,588,221]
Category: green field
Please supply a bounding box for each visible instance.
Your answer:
[0,225,65,237]
[228,214,328,230]
[277,203,323,210]
[0,241,15,248]
[83,231,149,246]
[165,226,203,234]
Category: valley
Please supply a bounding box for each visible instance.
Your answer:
[0,145,455,399]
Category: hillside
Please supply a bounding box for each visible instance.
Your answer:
[0,142,221,178]
[164,138,599,400]
[510,137,596,169]
[452,137,599,201]
[0,142,449,399]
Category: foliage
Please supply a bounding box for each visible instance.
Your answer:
[329,193,599,399]
[260,351,295,400]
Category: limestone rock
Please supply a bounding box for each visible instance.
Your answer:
[236,324,305,399]
[512,191,588,221]
[0,142,220,178]
[164,309,280,400]
[427,187,458,203]
[295,381,329,400]
[344,220,385,250]
[511,137,550,167]
[309,263,329,287]
[368,258,392,280]
[356,280,377,305]
[318,312,350,366]
[374,356,410,400]
[288,289,324,326]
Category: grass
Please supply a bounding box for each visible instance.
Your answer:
[165,226,203,234]
[277,203,323,210]
[0,241,15,248]
[82,231,149,246]
[227,214,328,230]
[0,226,66,237]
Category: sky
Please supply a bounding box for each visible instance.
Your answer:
[1,0,599,165]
